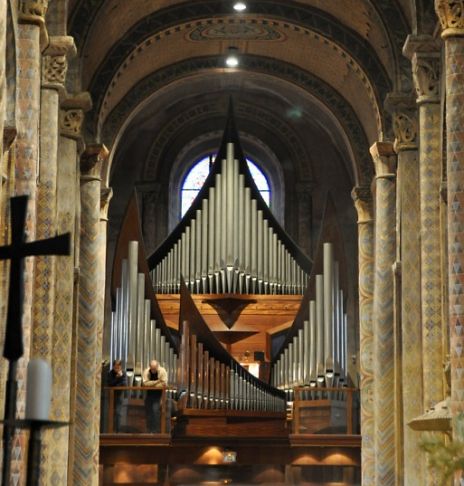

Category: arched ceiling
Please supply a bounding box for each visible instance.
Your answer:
[68,0,418,190]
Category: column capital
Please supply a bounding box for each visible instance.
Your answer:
[435,0,464,38]
[351,186,373,223]
[384,93,418,152]
[42,36,76,94]
[80,144,109,178]
[18,0,49,49]
[370,141,397,178]
[60,93,92,140]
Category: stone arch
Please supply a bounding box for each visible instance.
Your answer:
[103,56,369,186]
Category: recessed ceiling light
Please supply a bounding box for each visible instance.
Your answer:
[233,2,247,12]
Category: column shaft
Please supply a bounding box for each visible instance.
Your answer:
[352,186,375,486]
[370,142,397,486]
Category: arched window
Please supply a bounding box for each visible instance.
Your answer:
[181,154,271,217]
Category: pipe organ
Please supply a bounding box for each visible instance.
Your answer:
[148,139,311,295]
[177,279,286,414]
[110,239,178,384]
[109,104,351,437]
[271,239,349,396]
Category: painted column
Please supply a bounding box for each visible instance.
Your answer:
[407,35,445,416]
[11,1,47,482]
[32,35,76,486]
[389,96,424,486]
[435,0,464,445]
[0,0,6,158]
[351,185,375,486]
[76,143,105,486]
[370,141,397,486]
[80,145,110,474]
[55,93,90,485]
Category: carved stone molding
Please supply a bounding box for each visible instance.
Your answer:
[369,141,396,179]
[392,110,418,152]
[412,53,441,104]
[80,144,109,178]
[435,0,464,38]
[42,37,77,93]
[351,186,373,224]
[18,0,49,49]
[384,93,418,152]
[60,92,92,140]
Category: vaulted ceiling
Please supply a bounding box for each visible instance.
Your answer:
[66,0,436,263]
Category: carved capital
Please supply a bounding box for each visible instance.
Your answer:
[18,0,49,49]
[351,186,373,224]
[18,0,48,22]
[42,54,67,87]
[435,0,464,38]
[80,144,109,177]
[370,141,396,178]
[412,53,441,104]
[60,109,84,139]
[60,92,92,139]
[392,110,418,152]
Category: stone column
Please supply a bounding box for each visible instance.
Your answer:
[75,144,105,486]
[0,0,6,158]
[52,93,90,485]
[435,0,464,442]
[389,97,424,486]
[11,2,47,482]
[296,182,314,258]
[33,37,77,486]
[406,35,445,413]
[370,141,397,486]
[351,185,375,486]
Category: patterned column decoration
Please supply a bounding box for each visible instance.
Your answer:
[352,185,375,486]
[407,36,445,413]
[33,37,77,486]
[76,144,104,486]
[435,0,464,443]
[390,96,424,486]
[53,93,90,486]
[0,0,6,158]
[10,5,45,482]
[370,141,397,486]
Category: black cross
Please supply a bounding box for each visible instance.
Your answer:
[0,195,71,361]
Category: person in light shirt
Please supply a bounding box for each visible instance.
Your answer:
[142,360,167,433]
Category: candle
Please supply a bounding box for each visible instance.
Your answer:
[25,359,52,421]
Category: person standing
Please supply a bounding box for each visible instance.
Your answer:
[143,360,168,433]
[108,359,127,432]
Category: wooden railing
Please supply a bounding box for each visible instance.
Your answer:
[104,385,171,434]
[292,386,358,435]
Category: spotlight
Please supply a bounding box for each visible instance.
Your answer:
[233,2,247,12]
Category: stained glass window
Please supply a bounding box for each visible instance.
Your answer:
[181,154,270,216]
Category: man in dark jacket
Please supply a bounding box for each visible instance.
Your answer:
[108,359,127,432]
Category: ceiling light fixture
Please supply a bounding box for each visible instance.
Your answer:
[233,2,247,12]
[225,47,239,68]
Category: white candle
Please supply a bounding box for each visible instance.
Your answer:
[26,358,52,421]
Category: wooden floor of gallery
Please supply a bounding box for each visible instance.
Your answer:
[99,434,361,485]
